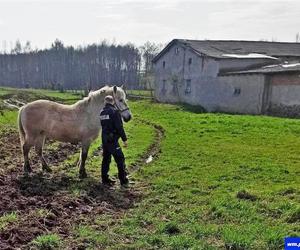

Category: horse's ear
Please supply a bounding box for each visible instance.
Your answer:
[121,84,127,94]
[120,84,124,89]
[113,85,117,94]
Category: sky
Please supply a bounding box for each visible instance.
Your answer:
[0,0,300,50]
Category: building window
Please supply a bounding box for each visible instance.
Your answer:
[175,47,179,55]
[188,58,192,65]
[185,79,191,94]
[233,87,241,96]
[163,61,166,68]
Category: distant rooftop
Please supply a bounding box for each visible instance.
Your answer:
[153,39,300,62]
[221,63,300,76]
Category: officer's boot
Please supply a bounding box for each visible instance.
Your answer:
[102,176,116,186]
[102,153,115,186]
[101,165,116,186]
[118,163,129,186]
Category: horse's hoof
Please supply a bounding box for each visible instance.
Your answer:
[42,166,52,173]
[79,171,87,179]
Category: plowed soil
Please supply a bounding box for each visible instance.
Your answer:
[0,122,164,249]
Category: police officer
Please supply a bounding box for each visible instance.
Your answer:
[100,95,129,186]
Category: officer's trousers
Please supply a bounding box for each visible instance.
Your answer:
[101,141,128,184]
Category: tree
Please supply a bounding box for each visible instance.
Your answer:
[23,41,32,53]
[139,41,163,89]
[51,39,64,50]
[0,39,142,90]
[12,40,22,54]
[140,41,162,75]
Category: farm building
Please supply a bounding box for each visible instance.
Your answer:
[152,39,300,116]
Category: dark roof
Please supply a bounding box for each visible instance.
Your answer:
[153,39,300,62]
[221,63,300,76]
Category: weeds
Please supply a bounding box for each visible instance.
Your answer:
[31,233,61,250]
[0,212,18,230]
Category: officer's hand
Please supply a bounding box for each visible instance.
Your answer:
[123,141,128,148]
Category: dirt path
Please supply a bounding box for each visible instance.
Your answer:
[0,121,165,249]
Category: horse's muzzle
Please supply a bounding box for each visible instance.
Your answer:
[123,114,132,122]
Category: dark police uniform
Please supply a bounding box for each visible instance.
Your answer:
[100,103,128,185]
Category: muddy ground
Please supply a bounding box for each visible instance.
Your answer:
[0,90,72,113]
[0,122,164,249]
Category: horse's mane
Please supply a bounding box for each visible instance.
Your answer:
[73,85,112,109]
[88,85,111,100]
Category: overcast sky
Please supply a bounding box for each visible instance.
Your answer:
[0,0,300,50]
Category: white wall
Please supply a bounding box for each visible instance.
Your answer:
[154,43,220,105]
[217,74,265,114]
[154,42,267,114]
[154,43,185,103]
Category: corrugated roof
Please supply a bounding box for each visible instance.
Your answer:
[221,63,300,75]
[153,39,300,62]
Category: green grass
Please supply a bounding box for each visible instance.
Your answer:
[91,100,300,249]
[0,87,80,100]
[127,89,152,97]
[74,225,108,248]
[0,212,18,230]
[0,88,12,97]
[1,88,299,249]
[0,110,18,128]
[31,233,61,249]
[28,88,81,100]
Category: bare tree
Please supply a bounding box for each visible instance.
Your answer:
[0,39,141,90]
[12,40,22,54]
[23,41,32,53]
[140,41,162,75]
[139,41,163,89]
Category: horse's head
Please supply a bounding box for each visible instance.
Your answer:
[112,85,132,122]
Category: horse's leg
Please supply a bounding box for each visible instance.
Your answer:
[79,142,90,179]
[22,141,32,173]
[35,136,51,172]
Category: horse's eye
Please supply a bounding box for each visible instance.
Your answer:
[120,99,123,103]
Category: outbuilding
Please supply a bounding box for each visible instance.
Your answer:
[152,39,300,116]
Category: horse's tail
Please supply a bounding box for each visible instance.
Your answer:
[18,107,25,147]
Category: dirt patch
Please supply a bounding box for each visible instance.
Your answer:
[236,190,258,201]
[0,91,63,104]
[0,121,165,249]
[0,130,81,249]
[128,120,165,173]
[0,131,78,175]
[0,90,65,113]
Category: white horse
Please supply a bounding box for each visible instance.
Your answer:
[18,85,131,178]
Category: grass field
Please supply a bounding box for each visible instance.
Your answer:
[0,87,299,249]
[100,101,300,249]
[126,89,153,97]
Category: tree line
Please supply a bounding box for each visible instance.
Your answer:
[0,39,162,90]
